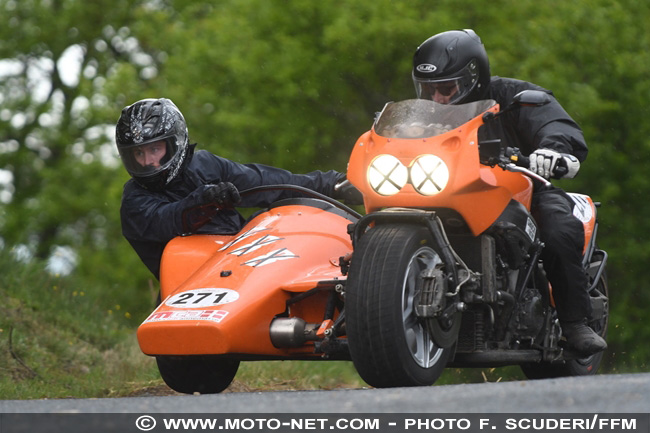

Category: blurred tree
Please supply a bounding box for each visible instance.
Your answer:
[134,0,436,171]
[0,0,160,313]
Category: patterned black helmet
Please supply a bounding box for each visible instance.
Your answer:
[412,29,490,104]
[116,98,191,191]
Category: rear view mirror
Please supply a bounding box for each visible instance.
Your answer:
[512,90,552,107]
[483,90,552,123]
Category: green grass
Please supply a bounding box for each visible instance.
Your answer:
[236,362,527,391]
[0,252,158,399]
[236,360,364,391]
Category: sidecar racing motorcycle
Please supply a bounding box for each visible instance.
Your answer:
[137,90,608,393]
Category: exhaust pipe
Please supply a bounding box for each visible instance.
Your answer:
[269,318,319,348]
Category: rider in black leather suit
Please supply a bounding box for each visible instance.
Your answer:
[412,29,606,356]
[116,98,352,279]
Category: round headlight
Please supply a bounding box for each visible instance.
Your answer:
[410,154,449,196]
[368,154,408,196]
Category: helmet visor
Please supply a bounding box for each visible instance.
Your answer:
[413,59,479,104]
[118,136,179,178]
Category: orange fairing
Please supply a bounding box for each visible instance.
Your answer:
[347,100,533,236]
[159,234,233,298]
[137,203,352,356]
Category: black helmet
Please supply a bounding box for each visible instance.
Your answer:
[116,98,191,191]
[412,29,490,104]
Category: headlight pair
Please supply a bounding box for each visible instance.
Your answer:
[368,154,449,196]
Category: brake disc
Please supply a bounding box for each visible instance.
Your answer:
[427,310,461,348]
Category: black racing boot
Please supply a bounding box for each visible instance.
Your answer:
[562,319,607,356]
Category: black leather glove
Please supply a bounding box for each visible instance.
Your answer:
[333,179,364,205]
[202,182,241,208]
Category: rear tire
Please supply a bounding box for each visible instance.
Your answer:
[346,224,452,388]
[156,355,239,394]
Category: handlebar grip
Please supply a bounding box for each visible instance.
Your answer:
[513,151,568,178]
[504,147,529,168]
[554,164,568,178]
[515,154,530,168]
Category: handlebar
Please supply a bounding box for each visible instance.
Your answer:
[240,184,363,220]
[181,184,363,235]
[503,147,569,182]
[505,148,530,169]
[501,148,551,187]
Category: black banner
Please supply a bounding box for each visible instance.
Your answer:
[0,413,648,433]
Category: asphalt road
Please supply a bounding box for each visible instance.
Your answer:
[1,372,647,413]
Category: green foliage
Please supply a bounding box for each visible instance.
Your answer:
[0,0,649,398]
[0,251,160,398]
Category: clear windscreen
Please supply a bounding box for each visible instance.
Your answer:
[373,99,497,139]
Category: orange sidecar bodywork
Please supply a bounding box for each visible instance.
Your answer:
[136,201,352,358]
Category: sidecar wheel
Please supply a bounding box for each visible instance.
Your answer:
[346,224,452,388]
[156,355,239,394]
[521,270,608,379]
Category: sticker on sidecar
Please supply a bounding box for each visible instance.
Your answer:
[229,234,282,256]
[143,309,229,323]
[164,288,240,308]
[242,248,299,267]
[219,219,277,252]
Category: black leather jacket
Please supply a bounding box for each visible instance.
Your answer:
[120,149,344,278]
[482,76,588,162]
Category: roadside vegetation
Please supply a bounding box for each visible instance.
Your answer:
[0,251,154,399]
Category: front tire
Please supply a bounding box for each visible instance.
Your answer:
[346,224,452,388]
[156,355,239,394]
